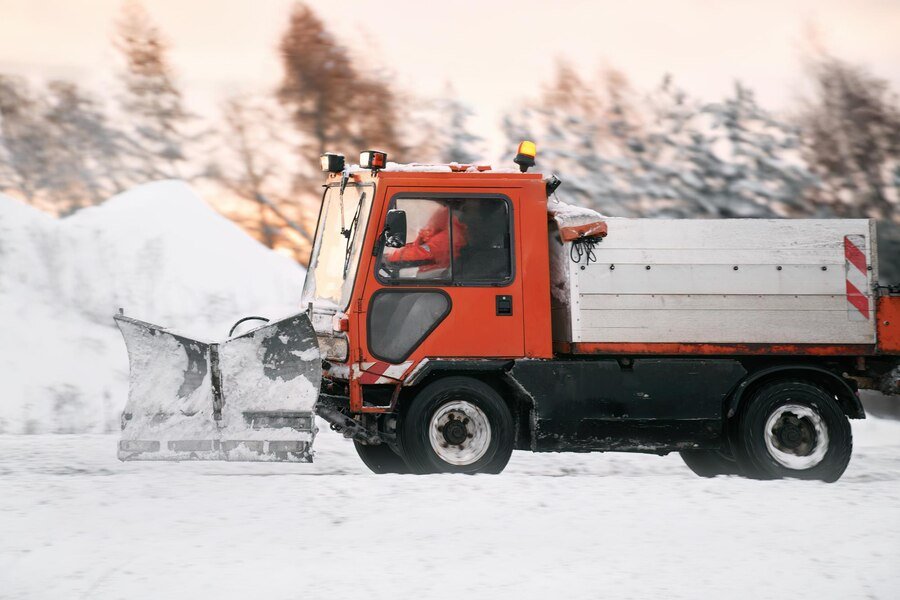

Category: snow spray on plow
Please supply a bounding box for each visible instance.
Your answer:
[114,311,321,462]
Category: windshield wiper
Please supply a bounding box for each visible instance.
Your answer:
[342,191,365,275]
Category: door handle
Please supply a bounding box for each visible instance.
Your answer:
[495,295,513,316]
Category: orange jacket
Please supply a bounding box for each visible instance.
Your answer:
[387,208,467,272]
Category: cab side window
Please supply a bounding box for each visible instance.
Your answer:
[454,198,512,284]
[376,196,512,286]
[377,198,452,282]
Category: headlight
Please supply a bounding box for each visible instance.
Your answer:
[318,335,349,362]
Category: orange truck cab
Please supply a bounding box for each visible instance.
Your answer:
[305,147,900,480]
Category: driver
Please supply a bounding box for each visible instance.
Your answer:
[385,203,467,274]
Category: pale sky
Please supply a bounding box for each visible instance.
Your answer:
[2,0,899,158]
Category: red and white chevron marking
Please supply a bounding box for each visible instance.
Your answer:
[356,361,412,385]
[843,234,870,321]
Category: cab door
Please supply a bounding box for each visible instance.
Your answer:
[359,189,525,367]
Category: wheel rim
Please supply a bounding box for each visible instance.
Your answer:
[764,403,829,470]
[428,400,491,466]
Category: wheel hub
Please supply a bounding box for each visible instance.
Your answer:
[428,401,491,466]
[764,404,829,470]
[774,417,807,450]
[441,415,469,446]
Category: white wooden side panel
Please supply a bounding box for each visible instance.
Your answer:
[594,248,848,265]
[597,218,872,251]
[579,294,858,311]
[557,217,877,345]
[577,264,854,296]
[577,309,874,344]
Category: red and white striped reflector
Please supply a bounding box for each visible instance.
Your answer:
[843,234,870,321]
[357,361,412,385]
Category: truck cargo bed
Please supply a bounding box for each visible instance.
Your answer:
[550,218,878,349]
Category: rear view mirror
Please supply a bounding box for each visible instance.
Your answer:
[383,209,407,248]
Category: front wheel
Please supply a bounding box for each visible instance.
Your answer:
[736,379,853,483]
[400,376,514,474]
[354,441,410,474]
[680,449,741,478]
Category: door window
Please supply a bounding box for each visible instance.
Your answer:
[376,196,513,286]
[367,291,451,363]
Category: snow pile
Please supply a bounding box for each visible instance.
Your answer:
[0,181,306,434]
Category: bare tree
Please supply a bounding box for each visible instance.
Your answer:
[214,96,315,248]
[798,55,900,223]
[278,4,355,158]
[205,95,316,263]
[114,0,191,181]
[220,97,278,248]
[277,3,403,170]
[44,81,132,213]
[0,76,134,214]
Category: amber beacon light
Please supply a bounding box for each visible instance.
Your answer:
[514,140,536,173]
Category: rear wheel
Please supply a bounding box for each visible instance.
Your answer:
[353,441,410,474]
[680,449,741,477]
[400,376,514,474]
[736,379,852,483]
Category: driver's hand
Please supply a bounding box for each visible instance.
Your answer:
[416,227,435,243]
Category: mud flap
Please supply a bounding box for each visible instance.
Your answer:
[114,312,321,462]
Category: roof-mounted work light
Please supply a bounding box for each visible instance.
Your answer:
[514,140,536,173]
[360,150,387,171]
[320,153,345,173]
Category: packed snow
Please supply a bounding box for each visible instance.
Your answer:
[547,196,607,237]
[0,416,898,600]
[0,181,306,434]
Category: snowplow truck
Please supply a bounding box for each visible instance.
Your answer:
[115,144,900,481]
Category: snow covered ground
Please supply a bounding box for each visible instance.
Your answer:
[0,182,305,434]
[1,416,898,600]
[2,181,898,599]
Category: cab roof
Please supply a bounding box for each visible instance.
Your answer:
[326,162,545,185]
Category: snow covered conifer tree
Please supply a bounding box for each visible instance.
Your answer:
[440,88,483,164]
[409,84,484,164]
[698,83,818,217]
[0,75,54,205]
[505,68,819,221]
[503,63,604,207]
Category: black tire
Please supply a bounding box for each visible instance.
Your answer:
[680,449,741,478]
[735,379,853,483]
[353,441,411,474]
[400,376,514,474]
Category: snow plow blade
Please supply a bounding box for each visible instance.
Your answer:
[114,312,321,462]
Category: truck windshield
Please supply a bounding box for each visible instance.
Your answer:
[301,183,373,311]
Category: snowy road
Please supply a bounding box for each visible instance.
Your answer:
[1,418,899,600]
